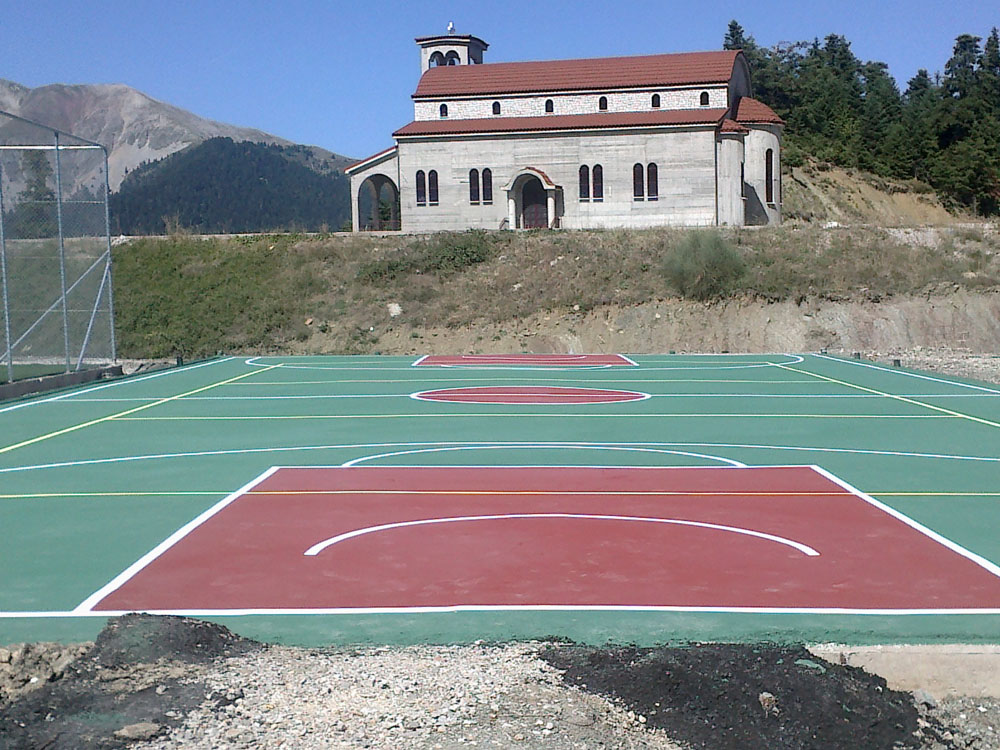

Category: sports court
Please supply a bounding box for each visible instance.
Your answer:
[2,352,1000,646]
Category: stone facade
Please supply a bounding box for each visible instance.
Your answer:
[347,34,783,232]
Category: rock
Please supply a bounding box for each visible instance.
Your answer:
[913,689,938,710]
[114,722,162,740]
[758,691,779,716]
[794,658,827,674]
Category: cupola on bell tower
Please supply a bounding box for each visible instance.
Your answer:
[415,24,488,74]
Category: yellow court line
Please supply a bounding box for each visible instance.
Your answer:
[113,413,954,421]
[777,364,1000,429]
[0,365,282,456]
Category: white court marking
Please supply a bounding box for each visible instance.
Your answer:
[811,353,1000,395]
[0,357,236,415]
[341,445,747,468]
[244,355,807,372]
[4,440,1000,477]
[303,513,820,557]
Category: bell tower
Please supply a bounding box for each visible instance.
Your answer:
[415,25,488,74]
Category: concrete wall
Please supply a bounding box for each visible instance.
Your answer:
[397,127,720,232]
[414,86,728,121]
[728,56,752,106]
[716,134,745,226]
[348,153,400,231]
[743,125,781,225]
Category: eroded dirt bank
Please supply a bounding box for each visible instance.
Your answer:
[367,291,1000,356]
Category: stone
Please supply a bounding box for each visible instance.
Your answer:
[913,689,938,710]
[114,722,162,741]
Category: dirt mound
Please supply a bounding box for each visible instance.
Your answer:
[0,615,259,750]
[89,613,256,668]
[542,643,956,750]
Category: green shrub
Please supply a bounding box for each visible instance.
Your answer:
[357,230,495,283]
[661,231,746,300]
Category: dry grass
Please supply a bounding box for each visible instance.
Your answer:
[112,225,1000,357]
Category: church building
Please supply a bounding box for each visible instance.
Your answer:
[346,31,783,232]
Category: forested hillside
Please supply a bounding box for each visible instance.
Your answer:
[726,21,1000,215]
[109,138,351,234]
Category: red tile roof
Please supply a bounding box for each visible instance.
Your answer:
[344,145,398,175]
[719,118,749,133]
[413,50,742,98]
[734,97,784,125]
[394,108,728,137]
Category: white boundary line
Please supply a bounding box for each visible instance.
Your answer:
[811,465,1000,580]
[812,353,1000,395]
[72,466,280,614]
[410,354,636,369]
[41,463,1000,618]
[5,439,1000,477]
[0,357,236,415]
[303,512,819,557]
[409,386,651,405]
[339,445,747,467]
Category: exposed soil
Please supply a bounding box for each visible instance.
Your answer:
[541,643,955,750]
[0,615,257,750]
[2,616,999,749]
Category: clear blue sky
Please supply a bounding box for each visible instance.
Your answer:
[3,1,996,160]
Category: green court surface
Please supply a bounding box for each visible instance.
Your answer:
[2,353,1000,646]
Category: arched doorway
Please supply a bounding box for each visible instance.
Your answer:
[357,174,400,231]
[521,177,548,229]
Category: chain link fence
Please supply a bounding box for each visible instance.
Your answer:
[0,110,116,382]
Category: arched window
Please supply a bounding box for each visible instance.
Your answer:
[579,165,590,201]
[469,168,480,204]
[765,149,774,204]
[492,101,501,115]
[598,96,608,111]
[646,163,658,201]
[439,103,448,118]
[482,168,493,204]
[633,164,644,201]
[651,94,661,108]
[416,170,426,206]
[428,170,439,205]
[445,51,460,65]
[700,91,710,106]
[545,99,554,113]
[592,165,603,201]
[429,51,445,67]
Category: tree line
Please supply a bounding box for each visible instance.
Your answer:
[109,138,351,234]
[725,20,1000,215]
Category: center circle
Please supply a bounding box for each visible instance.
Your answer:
[411,386,650,404]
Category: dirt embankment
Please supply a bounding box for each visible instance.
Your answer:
[367,290,1000,357]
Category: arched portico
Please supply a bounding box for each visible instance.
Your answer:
[357,173,401,231]
[503,168,560,229]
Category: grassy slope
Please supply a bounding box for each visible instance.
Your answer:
[111,224,1000,359]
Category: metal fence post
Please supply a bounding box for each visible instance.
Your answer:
[0,165,13,383]
[53,132,71,373]
[102,147,117,362]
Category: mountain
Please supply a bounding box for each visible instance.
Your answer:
[0,78,353,195]
[109,137,351,234]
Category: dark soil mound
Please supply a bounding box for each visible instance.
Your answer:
[0,615,259,750]
[88,612,256,668]
[541,643,955,750]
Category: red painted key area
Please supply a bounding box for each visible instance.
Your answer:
[94,466,1000,612]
